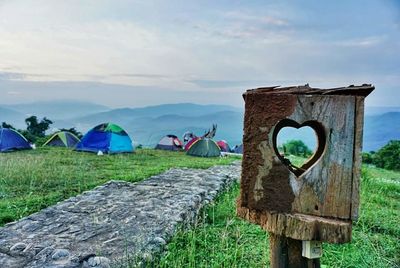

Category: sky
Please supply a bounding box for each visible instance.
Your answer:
[0,0,399,108]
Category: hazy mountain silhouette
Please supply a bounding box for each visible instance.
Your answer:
[364,106,400,116]
[67,104,243,147]
[74,103,241,123]
[1,100,398,151]
[364,112,400,152]
[3,100,109,120]
[0,106,25,127]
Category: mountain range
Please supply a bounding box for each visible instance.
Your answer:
[0,100,399,152]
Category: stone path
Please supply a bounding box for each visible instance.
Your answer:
[0,162,241,268]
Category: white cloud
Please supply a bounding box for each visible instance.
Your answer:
[7,91,21,95]
[223,11,289,26]
[0,0,398,107]
[335,36,386,48]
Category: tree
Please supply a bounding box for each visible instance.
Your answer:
[59,127,82,139]
[1,122,15,129]
[362,152,374,164]
[25,116,53,138]
[372,140,400,171]
[282,140,313,157]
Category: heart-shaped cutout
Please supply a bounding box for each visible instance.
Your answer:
[272,119,326,177]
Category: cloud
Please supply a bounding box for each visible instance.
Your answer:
[223,11,289,27]
[188,79,258,88]
[110,73,169,78]
[0,72,26,80]
[7,91,21,95]
[0,0,398,108]
[202,10,292,41]
[335,36,386,48]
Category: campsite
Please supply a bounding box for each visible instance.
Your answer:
[0,143,399,267]
[0,147,237,225]
[1,1,400,268]
[0,89,399,268]
[0,93,399,267]
[0,99,399,267]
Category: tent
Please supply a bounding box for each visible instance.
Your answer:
[184,137,200,151]
[75,123,134,154]
[233,144,243,154]
[217,140,231,152]
[187,138,221,157]
[0,128,31,152]
[155,135,183,151]
[43,131,80,148]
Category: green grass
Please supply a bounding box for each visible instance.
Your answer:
[158,184,270,268]
[157,160,400,268]
[1,149,399,267]
[0,147,238,226]
[323,165,400,267]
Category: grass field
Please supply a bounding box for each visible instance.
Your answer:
[0,147,237,226]
[1,149,399,267]
[157,159,400,268]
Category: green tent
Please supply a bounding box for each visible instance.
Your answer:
[187,138,221,157]
[43,131,80,148]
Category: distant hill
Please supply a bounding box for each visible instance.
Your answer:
[0,107,25,128]
[3,100,110,121]
[74,103,241,123]
[67,104,244,147]
[127,111,244,147]
[1,100,398,152]
[365,106,400,116]
[364,112,400,152]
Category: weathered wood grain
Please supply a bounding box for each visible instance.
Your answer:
[246,84,374,97]
[287,95,355,219]
[351,97,365,220]
[237,205,352,244]
[238,85,373,242]
[240,93,357,220]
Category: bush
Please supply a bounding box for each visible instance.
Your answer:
[362,152,374,164]
[282,140,312,157]
[34,136,51,147]
[372,140,400,171]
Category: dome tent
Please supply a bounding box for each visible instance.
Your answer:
[184,137,200,151]
[187,138,221,157]
[217,140,231,152]
[43,131,80,148]
[0,128,31,152]
[75,123,133,154]
[155,135,183,151]
[233,144,243,154]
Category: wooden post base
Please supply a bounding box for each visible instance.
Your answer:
[269,233,321,268]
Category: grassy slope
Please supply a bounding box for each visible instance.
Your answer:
[0,147,237,226]
[158,159,400,267]
[159,184,270,268]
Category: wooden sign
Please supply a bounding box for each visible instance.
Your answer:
[237,84,374,266]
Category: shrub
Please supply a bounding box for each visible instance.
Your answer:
[362,152,374,164]
[282,140,312,157]
[372,140,400,171]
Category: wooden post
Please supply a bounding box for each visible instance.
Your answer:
[236,85,374,267]
[269,233,320,268]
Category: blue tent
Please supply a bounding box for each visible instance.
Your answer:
[233,144,243,154]
[0,128,31,152]
[43,131,80,148]
[75,123,134,154]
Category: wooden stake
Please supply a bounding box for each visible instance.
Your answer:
[269,233,321,268]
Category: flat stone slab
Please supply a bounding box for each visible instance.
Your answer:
[0,162,241,267]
